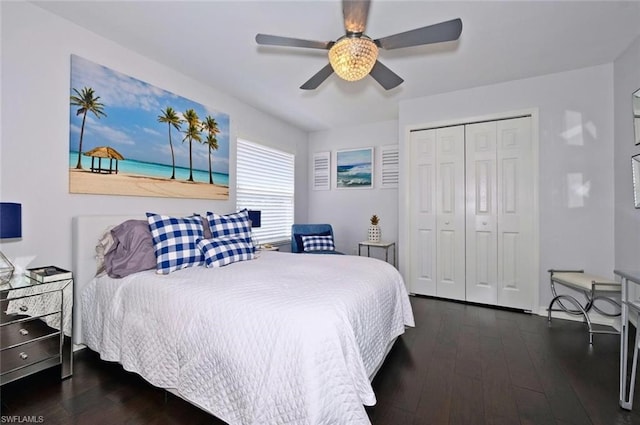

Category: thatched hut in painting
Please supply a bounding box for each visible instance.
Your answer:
[83,146,124,174]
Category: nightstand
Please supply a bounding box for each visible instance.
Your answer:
[358,241,396,267]
[0,272,73,385]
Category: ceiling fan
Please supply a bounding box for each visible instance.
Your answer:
[255,0,462,90]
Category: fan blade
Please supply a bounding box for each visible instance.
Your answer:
[300,64,334,90]
[256,34,334,50]
[369,61,404,90]
[342,0,370,34]
[375,18,462,50]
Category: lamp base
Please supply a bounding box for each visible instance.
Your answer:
[0,250,15,284]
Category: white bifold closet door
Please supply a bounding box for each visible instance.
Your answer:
[409,125,466,301]
[409,116,534,310]
[465,117,534,309]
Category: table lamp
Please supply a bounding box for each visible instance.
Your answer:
[0,202,22,283]
[248,210,261,228]
[248,210,261,248]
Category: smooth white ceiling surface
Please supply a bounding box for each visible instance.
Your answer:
[33,1,640,132]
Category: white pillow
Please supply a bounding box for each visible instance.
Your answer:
[95,225,115,276]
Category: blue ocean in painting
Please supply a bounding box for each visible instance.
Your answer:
[337,162,372,187]
[69,151,229,187]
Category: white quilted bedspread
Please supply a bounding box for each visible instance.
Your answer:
[82,251,414,425]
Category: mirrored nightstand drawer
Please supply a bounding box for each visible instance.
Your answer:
[0,314,60,348]
[1,292,63,324]
[1,334,60,375]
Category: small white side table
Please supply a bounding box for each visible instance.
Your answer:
[358,241,396,267]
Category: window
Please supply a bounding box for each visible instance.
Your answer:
[236,138,295,244]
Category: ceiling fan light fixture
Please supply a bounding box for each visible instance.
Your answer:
[328,36,378,82]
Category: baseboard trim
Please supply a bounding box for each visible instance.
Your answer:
[410,294,529,314]
[536,306,622,332]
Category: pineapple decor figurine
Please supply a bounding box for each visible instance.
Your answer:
[368,214,381,242]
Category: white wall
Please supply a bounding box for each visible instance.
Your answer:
[614,35,640,272]
[0,2,308,269]
[308,120,398,258]
[399,65,615,311]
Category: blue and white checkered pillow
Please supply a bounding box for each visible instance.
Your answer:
[146,213,204,274]
[206,210,252,243]
[197,237,254,268]
[301,234,335,252]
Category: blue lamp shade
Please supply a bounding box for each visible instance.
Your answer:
[248,210,261,228]
[0,203,22,239]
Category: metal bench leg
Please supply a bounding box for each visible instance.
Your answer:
[548,294,594,344]
[591,295,622,317]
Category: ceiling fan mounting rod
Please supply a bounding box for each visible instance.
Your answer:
[336,33,372,44]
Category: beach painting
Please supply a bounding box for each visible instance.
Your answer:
[335,147,374,189]
[69,55,230,200]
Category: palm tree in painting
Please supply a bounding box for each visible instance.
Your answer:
[201,115,220,184]
[182,108,201,182]
[70,87,107,169]
[157,107,183,179]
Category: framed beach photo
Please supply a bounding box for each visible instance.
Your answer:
[68,55,230,200]
[335,147,374,189]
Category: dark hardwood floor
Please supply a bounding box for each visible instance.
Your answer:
[2,295,640,425]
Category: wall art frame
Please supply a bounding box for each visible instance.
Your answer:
[68,55,230,200]
[335,147,374,189]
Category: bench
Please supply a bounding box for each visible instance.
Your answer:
[548,269,621,344]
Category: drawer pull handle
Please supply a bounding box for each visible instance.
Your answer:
[19,352,28,360]
[19,328,29,336]
[19,305,28,312]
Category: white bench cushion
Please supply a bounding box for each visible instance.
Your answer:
[552,272,620,292]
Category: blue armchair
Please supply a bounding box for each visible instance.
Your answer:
[291,224,343,254]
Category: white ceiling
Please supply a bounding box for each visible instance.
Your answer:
[33,1,640,132]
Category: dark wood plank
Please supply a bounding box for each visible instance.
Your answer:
[501,329,545,393]
[513,386,555,425]
[449,372,485,425]
[521,330,593,425]
[480,336,521,424]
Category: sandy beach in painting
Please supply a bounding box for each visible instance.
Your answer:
[69,169,229,200]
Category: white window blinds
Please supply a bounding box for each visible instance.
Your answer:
[236,139,295,244]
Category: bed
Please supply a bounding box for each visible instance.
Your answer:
[72,214,414,425]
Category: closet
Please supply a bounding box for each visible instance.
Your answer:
[408,116,535,310]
